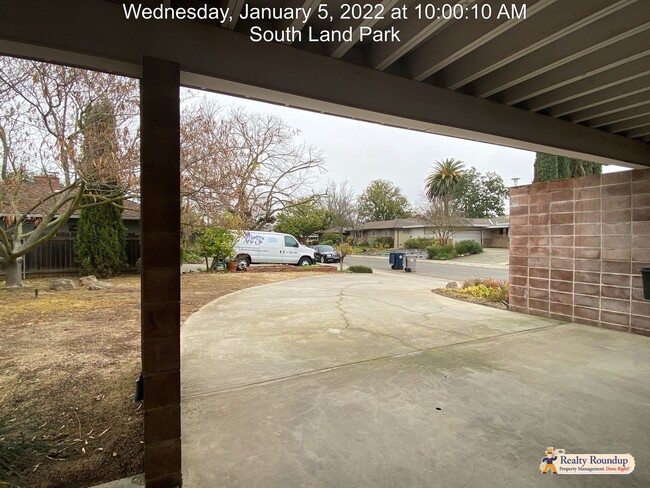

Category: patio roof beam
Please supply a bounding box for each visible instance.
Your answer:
[404,0,549,82]
[0,0,648,168]
[586,105,650,129]
[550,79,650,120]
[327,0,401,59]
[433,0,625,90]
[524,56,650,112]
[368,0,476,71]
[469,7,650,99]
[222,0,246,30]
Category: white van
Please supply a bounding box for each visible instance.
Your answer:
[234,231,315,268]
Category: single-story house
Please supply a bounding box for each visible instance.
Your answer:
[1,175,140,234]
[318,216,509,248]
[1,175,141,273]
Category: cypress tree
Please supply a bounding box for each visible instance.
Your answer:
[533,153,558,182]
[75,100,127,278]
[534,152,601,182]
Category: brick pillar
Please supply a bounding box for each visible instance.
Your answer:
[140,57,182,488]
[508,169,650,336]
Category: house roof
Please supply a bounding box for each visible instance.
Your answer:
[0,175,140,220]
[356,216,509,231]
[359,218,426,230]
[468,216,510,228]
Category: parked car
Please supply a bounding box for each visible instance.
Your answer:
[233,231,315,268]
[312,244,340,263]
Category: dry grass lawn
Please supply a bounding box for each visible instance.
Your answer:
[1,270,328,488]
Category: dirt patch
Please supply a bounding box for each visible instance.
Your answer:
[1,271,325,488]
[432,288,508,310]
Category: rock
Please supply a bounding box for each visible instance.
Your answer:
[89,281,115,290]
[446,281,459,289]
[79,275,98,286]
[50,278,75,291]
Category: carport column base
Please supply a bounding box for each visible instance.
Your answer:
[140,56,182,488]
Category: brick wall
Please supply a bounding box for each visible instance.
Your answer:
[509,169,650,336]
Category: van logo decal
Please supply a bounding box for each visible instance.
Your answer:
[242,233,264,245]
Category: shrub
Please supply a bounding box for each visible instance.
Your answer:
[462,277,481,288]
[404,237,435,250]
[459,283,508,302]
[75,195,127,278]
[456,278,509,302]
[321,233,343,245]
[373,236,394,248]
[454,240,483,255]
[480,278,503,289]
[427,243,457,260]
[195,227,237,271]
[357,240,370,247]
[347,265,373,273]
[181,247,203,264]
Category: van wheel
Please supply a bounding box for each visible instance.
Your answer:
[236,255,250,269]
[298,257,312,266]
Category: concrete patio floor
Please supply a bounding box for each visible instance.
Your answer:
[178,271,649,487]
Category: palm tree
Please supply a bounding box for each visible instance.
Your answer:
[424,159,466,245]
[425,158,465,212]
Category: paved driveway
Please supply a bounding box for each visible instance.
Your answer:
[181,272,649,487]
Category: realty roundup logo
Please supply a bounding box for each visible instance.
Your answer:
[540,447,635,475]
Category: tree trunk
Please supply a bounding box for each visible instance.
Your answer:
[3,257,23,287]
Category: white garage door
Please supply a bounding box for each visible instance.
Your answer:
[452,230,482,244]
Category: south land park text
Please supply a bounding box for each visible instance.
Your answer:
[122,3,528,44]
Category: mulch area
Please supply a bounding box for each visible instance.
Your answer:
[432,288,508,310]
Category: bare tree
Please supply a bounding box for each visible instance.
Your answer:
[0,57,139,287]
[325,180,356,245]
[420,201,468,245]
[180,99,326,232]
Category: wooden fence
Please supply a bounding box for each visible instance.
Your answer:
[4,232,140,276]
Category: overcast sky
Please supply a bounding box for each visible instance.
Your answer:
[196,90,627,207]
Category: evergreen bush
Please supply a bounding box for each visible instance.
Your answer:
[347,265,373,273]
[75,199,127,278]
[454,240,483,255]
[373,236,394,248]
[75,99,127,278]
[404,237,435,250]
[320,233,343,245]
[427,243,456,260]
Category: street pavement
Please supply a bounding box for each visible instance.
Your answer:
[345,248,509,282]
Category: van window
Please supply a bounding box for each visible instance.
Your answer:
[284,235,299,248]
